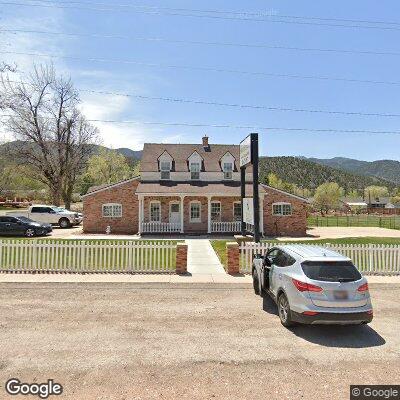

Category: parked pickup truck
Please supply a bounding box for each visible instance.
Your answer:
[7,205,83,228]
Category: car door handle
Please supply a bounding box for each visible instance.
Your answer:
[5,224,11,227]
[278,273,283,279]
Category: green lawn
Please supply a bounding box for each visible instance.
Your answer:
[211,237,400,270]
[308,215,400,230]
[0,239,182,273]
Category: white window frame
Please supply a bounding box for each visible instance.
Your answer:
[223,162,233,180]
[149,201,161,222]
[272,202,292,216]
[102,203,122,218]
[160,161,171,180]
[210,201,221,222]
[190,162,200,180]
[233,201,242,221]
[190,201,201,223]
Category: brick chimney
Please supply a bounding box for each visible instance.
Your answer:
[202,135,209,147]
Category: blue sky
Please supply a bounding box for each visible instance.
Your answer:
[1,0,400,160]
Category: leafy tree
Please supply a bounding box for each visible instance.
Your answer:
[313,182,344,215]
[85,148,132,187]
[364,186,388,202]
[346,189,360,199]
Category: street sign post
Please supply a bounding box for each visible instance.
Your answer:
[240,133,260,243]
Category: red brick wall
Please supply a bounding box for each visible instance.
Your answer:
[183,196,208,233]
[83,179,139,234]
[263,188,307,237]
[143,196,181,223]
[210,196,241,222]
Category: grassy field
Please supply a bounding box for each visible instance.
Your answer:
[211,237,400,270]
[0,239,182,273]
[308,215,400,230]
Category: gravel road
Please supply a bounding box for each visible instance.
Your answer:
[0,283,399,399]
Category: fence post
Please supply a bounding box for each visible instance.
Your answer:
[175,244,188,274]
[226,242,240,275]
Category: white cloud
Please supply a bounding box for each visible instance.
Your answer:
[79,92,153,150]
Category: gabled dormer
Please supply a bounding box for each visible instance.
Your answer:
[188,151,203,180]
[220,151,235,180]
[158,150,173,180]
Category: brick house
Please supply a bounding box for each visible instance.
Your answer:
[82,136,308,236]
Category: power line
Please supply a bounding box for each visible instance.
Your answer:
[3,77,400,119]
[2,28,400,57]
[2,50,400,86]
[3,79,400,118]
[3,1,400,31]
[1,113,400,135]
[20,0,400,26]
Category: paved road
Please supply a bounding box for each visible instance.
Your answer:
[0,283,399,400]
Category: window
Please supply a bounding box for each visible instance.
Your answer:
[233,202,242,221]
[211,202,221,222]
[223,162,233,180]
[190,202,201,222]
[102,203,122,218]
[160,161,171,180]
[190,162,200,180]
[301,261,362,282]
[272,203,292,216]
[150,202,161,222]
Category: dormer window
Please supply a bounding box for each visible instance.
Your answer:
[223,162,233,180]
[190,162,200,180]
[160,161,171,180]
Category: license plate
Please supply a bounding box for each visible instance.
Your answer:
[334,290,348,300]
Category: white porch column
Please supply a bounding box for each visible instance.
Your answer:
[138,196,142,234]
[207,196,212,233]
[180,195,184,233]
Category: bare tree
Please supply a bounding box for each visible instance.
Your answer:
[0,64,99,206]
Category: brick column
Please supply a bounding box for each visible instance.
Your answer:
[226,242,240,275]
[176,244,188,274]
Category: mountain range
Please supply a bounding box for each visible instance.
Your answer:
[1,141,398,191]
[303,157,400,185]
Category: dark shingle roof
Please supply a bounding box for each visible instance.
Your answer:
[140,143,253,173]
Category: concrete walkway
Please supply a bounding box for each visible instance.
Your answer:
[186,239,226,275]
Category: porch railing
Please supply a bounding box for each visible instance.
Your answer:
[211,221,241,233]
[141,222,181,233]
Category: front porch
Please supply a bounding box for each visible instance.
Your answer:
[138,194,250,234]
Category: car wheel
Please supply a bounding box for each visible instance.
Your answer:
[252,269,260,296]
[59,218,71,229]
[25,228,36,238]
[278,293,295,327]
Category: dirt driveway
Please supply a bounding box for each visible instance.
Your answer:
[0,283,399,399]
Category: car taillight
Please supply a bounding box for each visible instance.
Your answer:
[367,310,373,315]
[302,311,319,316]
[292,278,323,292]
[357,283,369,292]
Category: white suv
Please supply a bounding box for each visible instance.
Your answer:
[252,245,373,327]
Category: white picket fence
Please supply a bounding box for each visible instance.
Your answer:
[240,242,400,275]
[141,222,181,233]
[211,221,241,233]
[0,240,177,273]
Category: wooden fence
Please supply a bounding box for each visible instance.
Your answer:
[211,221,241,233]
[240,242,400,275]
[0,240,177,273]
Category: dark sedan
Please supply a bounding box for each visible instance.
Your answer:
[0,216,52,237]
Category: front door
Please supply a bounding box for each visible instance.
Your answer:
[169,203,180,225]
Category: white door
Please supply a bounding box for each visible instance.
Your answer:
[169,203,180,225]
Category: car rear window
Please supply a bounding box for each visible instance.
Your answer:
[301,261,362,282]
